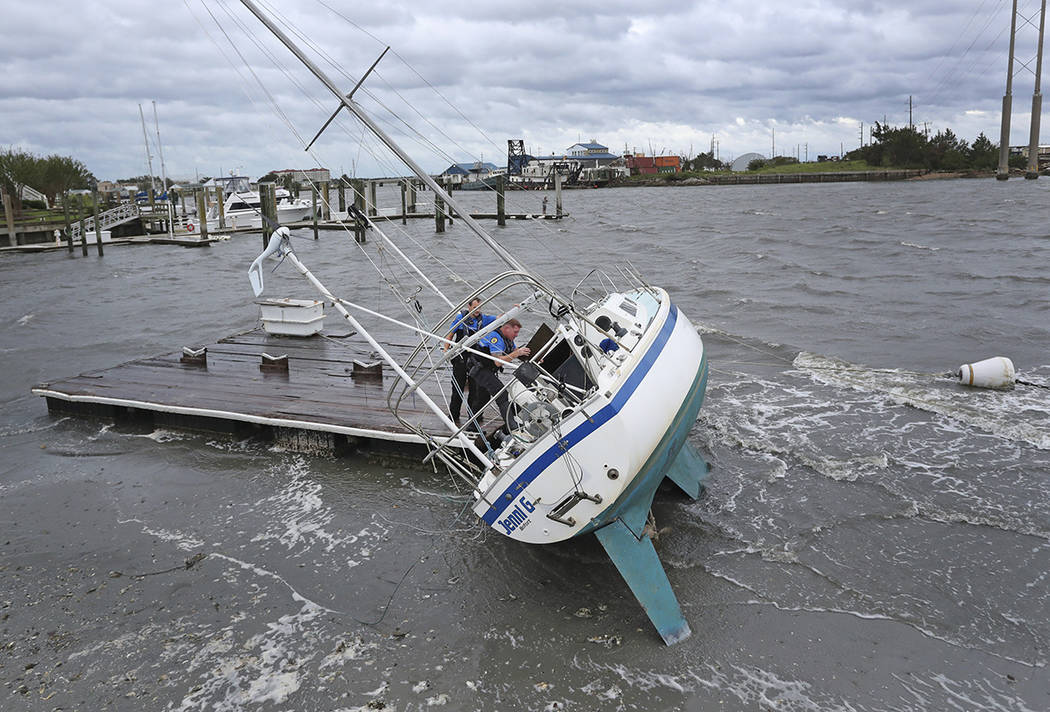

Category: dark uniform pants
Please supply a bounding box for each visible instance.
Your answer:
[469,364,517,431]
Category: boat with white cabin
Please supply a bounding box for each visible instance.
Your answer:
[207,189,313,230]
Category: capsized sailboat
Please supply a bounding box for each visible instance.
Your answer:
[237,0,710,645]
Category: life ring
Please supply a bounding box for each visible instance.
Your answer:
[186,223,195,232]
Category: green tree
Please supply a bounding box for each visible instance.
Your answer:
[0,147,45,214]
[40,154,95,207]
[927,129,968,170]
[968,133,998,169]
[685,152,725,171]
[747,158,767,171]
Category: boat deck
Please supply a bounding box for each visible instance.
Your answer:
[32,326,456,458]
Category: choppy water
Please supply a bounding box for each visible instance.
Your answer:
[2,178,1048,711]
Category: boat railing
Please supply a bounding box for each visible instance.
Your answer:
[387,267,653,486]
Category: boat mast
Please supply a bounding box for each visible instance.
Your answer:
[152,101,168,194]
[237,0,529,276]
[138,104,157,195]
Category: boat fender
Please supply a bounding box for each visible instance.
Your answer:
[186,222,195,232]
[957,356,1015,389]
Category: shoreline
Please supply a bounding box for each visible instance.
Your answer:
[605,168,1010,188]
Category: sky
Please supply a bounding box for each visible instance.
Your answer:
[2,0,1047,181]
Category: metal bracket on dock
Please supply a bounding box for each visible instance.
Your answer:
[546,490,602,527]
[351,359,383,382]
[180,346,207,367]
[260,352,289,373]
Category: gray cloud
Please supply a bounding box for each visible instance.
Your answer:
[1,0,1042,180]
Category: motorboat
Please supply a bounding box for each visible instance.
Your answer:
[208,189,314,230]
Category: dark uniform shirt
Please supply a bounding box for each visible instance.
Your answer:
[480,329,515,371]
[450,311,496,343]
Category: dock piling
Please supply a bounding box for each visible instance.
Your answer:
[496,175,506,227]
[215,186,226,229]
[62,193,72,252]
[195,189,209,240]
[79,213,88,256]
[3,190,18,247]
[401,181,407,225]
[92,187,104,256]
[555,172,563,218]
[312,185,319,240]
[259,182,277,247]
[435,191,445,233]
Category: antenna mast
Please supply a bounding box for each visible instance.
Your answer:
[152,101,168,192]
[139,104,157,194]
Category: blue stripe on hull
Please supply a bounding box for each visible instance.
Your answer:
[482,304,681,526]
[582,352,709,537]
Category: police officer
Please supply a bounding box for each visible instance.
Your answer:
[444,298,496,426]
[470,318,531,432]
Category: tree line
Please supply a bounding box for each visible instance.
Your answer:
[683,125,1020,174]
[845,124,1013,171]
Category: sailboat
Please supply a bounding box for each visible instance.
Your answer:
[237,0,710,645]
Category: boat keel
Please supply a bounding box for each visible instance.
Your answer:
[665,442,708,500]
[595,518,691,645]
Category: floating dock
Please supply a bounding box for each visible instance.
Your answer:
[32,326,454,458]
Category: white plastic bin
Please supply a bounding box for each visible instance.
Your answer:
[257,298,324,336]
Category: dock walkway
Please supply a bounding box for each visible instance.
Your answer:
[33,327,454,457]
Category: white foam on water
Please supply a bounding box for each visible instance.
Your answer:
[17,313,34,325]
[130,428,190,443]
[118,517,205,551]
[579,658,854,711]
[893,671,1041,712]
[247,455,385,560]
[792,352,1050,450]
[900,240,940,251]
[171,554,354,712]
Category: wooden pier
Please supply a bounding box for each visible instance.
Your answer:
[32,326,457,458]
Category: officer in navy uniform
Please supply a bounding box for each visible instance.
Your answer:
[444,298,496,426]
[470,318,530,432]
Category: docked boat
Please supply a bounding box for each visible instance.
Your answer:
[208,189,313,230]
[237,0,709,645]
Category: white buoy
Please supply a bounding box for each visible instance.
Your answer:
[957,356,1015,389]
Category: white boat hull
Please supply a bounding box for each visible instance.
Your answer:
[473,293,706,544]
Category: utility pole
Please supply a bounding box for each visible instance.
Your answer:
[999,0,1020,180]
[909,96,913,129]
[771,127,775,158]
[1026,0,1047,179]
[859,122,864,148]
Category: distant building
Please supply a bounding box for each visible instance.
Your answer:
[439,161,500,186]
[268,168,331,185]
[1014,144,1050,168]
[565,140,621,169]
[203,175,251,195]
[626,154,681,175]
[729,153,766,172]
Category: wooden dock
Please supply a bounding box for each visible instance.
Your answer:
[1,234,221,253]
[32,326,457,458]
